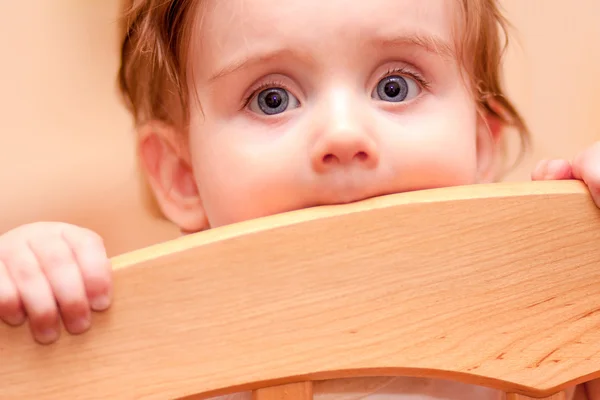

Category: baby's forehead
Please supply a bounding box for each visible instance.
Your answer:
[194,0,457,75]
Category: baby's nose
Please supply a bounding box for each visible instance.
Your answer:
[311,128,379,173]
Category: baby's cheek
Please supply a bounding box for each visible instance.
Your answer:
[192,149,301,228]
[382,117,479,188]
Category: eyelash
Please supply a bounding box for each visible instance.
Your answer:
[241,66,431,108]
[242,80,292,109]
[383,66,431,90]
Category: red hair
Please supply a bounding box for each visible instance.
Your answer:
[118,0,530,215]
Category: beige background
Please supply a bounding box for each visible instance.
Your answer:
[1,1,599,257]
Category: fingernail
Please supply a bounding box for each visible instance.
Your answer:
[4,312,26,326]
[37,328,59,344]
[90,294,110,311]
[69,316,91,334]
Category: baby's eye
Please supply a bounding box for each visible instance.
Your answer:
[372,75,420,103]
[249,87,300,115]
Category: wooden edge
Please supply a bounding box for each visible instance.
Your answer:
[2,180,600,400]
[178,369,589,400]
[111,180,591,269]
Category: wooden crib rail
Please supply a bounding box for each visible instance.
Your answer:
[2,180,600,400]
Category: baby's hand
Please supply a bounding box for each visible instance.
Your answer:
[0,222,112,344]
[531,141,600,207]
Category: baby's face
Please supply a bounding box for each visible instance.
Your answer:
[186,0,494,228]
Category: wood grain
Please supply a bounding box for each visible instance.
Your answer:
[1,181,599,399]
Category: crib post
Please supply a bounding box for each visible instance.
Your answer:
[253,382,313,400]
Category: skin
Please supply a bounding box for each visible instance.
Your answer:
[187,0,489,229]
[0,4,599,397]
[142,0,499,233]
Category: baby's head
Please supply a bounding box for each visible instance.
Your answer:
[119,0,528,232]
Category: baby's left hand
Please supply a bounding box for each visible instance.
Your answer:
[531,141,600,207]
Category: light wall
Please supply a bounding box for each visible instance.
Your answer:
[501,0,600,180]
[0,1,179,255]
[0,1,598,256]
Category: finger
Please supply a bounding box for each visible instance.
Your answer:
[531,159,574,181]
[5,245,60,344]
[0,259,26,326]
[62,227,112,311]
[29,236,91,335]
[572,142,600,207]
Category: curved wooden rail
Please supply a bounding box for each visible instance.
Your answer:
[1,180,600,399]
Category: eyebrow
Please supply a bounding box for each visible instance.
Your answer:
[372,33,456,60]
[207,49,313,83]
[207,33,455,83]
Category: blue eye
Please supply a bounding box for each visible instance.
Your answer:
[374,75,420,103]
[250,87,299,115]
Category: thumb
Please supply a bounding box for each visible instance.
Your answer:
[531,159,574,181]
[572,142,600,207]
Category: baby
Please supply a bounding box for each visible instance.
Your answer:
[1,0,600,399]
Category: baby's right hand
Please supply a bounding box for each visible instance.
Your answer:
[0,222,112,344]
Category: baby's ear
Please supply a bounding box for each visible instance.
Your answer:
[475,100,507,183]
[137,120,209,233]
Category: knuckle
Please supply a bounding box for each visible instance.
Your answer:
[68,226,103,246]
[72,241,109,277]
[82,229,104,245]
[8,257,39,284]
[30,238,72,272]
[63,228,108,261]
[40,250,69,272]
